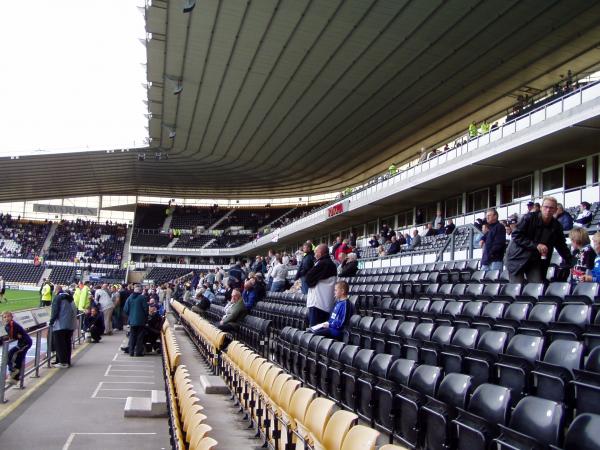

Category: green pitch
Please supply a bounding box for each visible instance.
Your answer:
[0,289,41,313]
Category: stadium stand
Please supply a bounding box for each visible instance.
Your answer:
[0,262,45,285]
[47,220,126,264]
[0,215,50,258]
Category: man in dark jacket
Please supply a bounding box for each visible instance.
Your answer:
[506,196,575,283]
[144,304,164,353]
[295,242,315,294]
[480,208,506,271]
[123,285,149,356]
[339,253,359,277]
[3,311,32,385]
[83,306,105,343]
[305,244,338,326]
[386,235,401,255]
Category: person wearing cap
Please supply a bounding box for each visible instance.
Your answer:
[526,201,535,213]
[574,201,593,228]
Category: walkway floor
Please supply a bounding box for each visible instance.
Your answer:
[172,323,264,450]
[0,332,171,450]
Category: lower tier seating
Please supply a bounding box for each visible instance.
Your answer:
[0,262,45,284]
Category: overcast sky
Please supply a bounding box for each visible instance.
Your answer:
[0,0,147,156]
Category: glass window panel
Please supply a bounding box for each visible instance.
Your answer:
[565,159,586,190]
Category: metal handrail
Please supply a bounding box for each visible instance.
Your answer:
[0,312,85,403]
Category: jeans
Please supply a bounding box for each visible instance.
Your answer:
[128,325,146,356]
[481,261,504,271]
[270,280,285,292]
[8,343,31,379]
[300,277,309,295]
[307,307,330,327]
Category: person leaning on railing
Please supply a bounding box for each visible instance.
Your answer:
[2,311,32,385]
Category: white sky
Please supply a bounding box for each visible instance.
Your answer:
[0,0,147,156]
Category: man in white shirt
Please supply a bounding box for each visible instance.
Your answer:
[95,283,114,335]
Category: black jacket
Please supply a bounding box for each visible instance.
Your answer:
[305,255,337,288]
[295,250,315,280]
[481,221,506,265]
[339,260,358,277]
[506,212,574,275]
[387,241,401,255]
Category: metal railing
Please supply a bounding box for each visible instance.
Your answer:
[0,312,85,403]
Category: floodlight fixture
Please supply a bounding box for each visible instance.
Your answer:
[183,0,196,13]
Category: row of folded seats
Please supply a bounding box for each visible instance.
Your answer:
[352,272,592,308]
[253,302,309,334]
[220,340,403,450]
[273,326,600,449]
[170,300,226,370]
[356,281,600,319]
[197,302,272,357]
[161,321,218,450]
[265,291,307,304]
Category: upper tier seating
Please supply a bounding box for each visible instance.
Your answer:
[134,204,168,229]
[130,229,172,247]
[169,205,224,230]
[0,262,45,284]
[47,220,126,264]
[0,215,50,258]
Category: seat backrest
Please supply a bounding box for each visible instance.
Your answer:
[349,315,362,329]
[438,284,454,295]
[425,283,440,295]
[504,302,530,321]
[506,334,544,363]
[382,319,401,335]
[300,332,315,349]
[571,282,599,301]
[429,300,446,315]
[370,318,386,334]
[397,321,416,338]
[451,284,467,296]
[305,397,337,443]
[563,413,600,450]
[468,383,511,425]
[462,301,484,318]
[321,410,359,450]
[358,316,374,331]
[279,379,302,410]
[444,301,464,316]
[437,373,473,409]
[544,282,570,299]
[481,282,501,297]
[327,341,346,360]
[340,424,380,450]
[353,349,376,372]
[316,338,334,356]
[521,282,545,298]
[500,283,522,298]
[289,387,317,423]
[339,345,360,366]
[507,396,564,447]
[431,325,454,345]
[388,358,416,386]
[477,330,508,354]
[585,346,600,372]
[465,283,485,296]
[369,354,397,378]
[543,340,584,370]
[481,302,505,319]
[308,335,325,353]
[412,323,434,341]
[527,303,557,324]
[557,304,591,327]
[408,364,442,397]
[451,328,479,348]
[483,270,500,282]
[413,300,431,313]
[470,270,485,283]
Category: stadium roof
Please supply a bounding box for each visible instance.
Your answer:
[3,0,600,202]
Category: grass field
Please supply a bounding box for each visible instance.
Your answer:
[0,289,42,313]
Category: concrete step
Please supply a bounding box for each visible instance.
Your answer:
[124,390,167,418]
[199,375,230,394]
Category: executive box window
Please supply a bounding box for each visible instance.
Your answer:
[445,195,462,218]
[542,167,563,192]
[467,189,489,213]
[565,159,586,189]
[513,175,532,199]
[397,210,412,228]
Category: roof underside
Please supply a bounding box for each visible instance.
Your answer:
[2,0,600,202]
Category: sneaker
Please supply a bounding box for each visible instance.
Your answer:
[51,363,69,369]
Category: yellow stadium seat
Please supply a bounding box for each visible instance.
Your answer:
[301,397,337,447]
[340,425,380,450]
[195,436,218,450]
[188,424,213,450]
[314,410,358,450]
[378,445,409,450]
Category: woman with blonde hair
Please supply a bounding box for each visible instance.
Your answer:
[569,227,595,276]
[580,232,600,282]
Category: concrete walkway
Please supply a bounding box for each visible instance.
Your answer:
[173,325,264,450]
[0,332,170,450]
